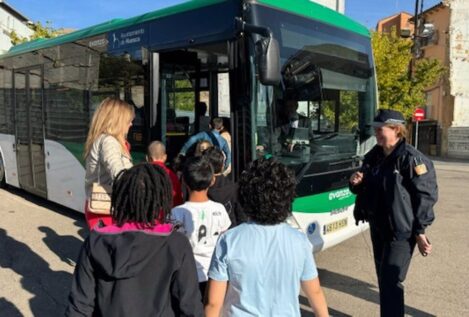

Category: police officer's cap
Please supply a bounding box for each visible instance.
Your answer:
[372,109,406,127]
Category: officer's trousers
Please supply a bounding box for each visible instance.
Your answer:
[370,226,416,317]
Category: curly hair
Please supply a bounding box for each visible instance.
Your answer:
[239,158,296,225]
[111,163,173,226]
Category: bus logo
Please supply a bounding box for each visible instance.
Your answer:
[328,189,351,201]
[307,223,316,235]
[89,38,108,48]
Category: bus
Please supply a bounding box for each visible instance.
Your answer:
[0,0,376,251]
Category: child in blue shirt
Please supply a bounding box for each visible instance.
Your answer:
[205,158,329,317]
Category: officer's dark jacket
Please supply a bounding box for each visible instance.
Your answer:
[350,139,437,240]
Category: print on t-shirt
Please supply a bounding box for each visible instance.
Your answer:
[171,200,231,282]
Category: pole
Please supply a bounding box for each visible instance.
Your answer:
[420,0,424,20]
[414,0,420,39]
[415,120,419,150]
[410,0,421,78]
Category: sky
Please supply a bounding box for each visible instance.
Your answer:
[7,0,442,31]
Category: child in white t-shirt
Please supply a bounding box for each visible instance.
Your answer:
[171,156,231,298]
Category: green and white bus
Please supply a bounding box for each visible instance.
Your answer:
[0,0,376,251]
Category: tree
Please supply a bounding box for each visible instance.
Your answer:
[9,21,61,45]
[371,29,445,118]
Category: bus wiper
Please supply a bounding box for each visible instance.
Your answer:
[329,155,362,166]
[314,132,338,140]
[295,156,316,183]
[324,132,339,139]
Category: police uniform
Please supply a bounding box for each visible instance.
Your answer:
[350,110,438,317]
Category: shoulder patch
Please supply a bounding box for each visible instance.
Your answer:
[413,157,428,176]
[414,164,428,175]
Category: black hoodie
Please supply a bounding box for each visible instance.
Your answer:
[208,175,247,227]
[66,224,203,317]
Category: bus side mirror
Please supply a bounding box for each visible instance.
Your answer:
[256,37,281,85]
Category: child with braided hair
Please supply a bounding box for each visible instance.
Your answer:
[66,163,203,317]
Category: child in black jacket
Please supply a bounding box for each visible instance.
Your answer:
[202,147,247,227]
[66,163,203,317]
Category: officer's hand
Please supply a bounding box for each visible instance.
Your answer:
[350,172,364,186]
[416,234,432,256]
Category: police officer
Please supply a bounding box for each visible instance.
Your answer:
[349,109,437,317]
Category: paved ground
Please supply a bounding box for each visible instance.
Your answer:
[0,159,468,316]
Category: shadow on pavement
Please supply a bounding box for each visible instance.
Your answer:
[318,269,436,317]
[38,226,84,266]
[74,219,88,241]
[300,295,351,316]
[0,297,22,317]
[0,228,72,316]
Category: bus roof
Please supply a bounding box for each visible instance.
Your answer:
[256,0,369,37]
[3,0,369,58]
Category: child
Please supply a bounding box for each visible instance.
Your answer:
[202,147,246,227]
[171,156,231,298]
[147,140,183,207]
[66,163,203,317]
[205,158,329,317]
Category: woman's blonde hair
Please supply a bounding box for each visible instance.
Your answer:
[84,97,135,158]
[195,140,213,156]
[387,123,408,140]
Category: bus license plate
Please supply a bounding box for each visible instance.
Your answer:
[323,218,348,235]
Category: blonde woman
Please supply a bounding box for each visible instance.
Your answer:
[195,140,213,157]
[84,97,134,229]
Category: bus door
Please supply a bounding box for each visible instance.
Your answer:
[156,51,199,160]
[153,45,234,165]
[14,67,47,198]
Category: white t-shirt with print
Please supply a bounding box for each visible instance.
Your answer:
[171,200,231,282]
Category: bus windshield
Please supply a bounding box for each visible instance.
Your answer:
[253,8,376,173]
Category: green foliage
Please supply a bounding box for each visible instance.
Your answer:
[169,79,194,112]
[322,91,359,132]
[338,91,359,131]
[371,29,445,118]
[10,21,61,45]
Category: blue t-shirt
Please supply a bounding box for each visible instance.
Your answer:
[208,222,318,317]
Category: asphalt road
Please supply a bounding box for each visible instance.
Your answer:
[0,159,468,316]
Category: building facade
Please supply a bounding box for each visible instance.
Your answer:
[377,1,469,159]
[447,0,469,158]
[0,1,32,54]
[416,3,452,157]
[418,0,469,159]
[376,12,414,36]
